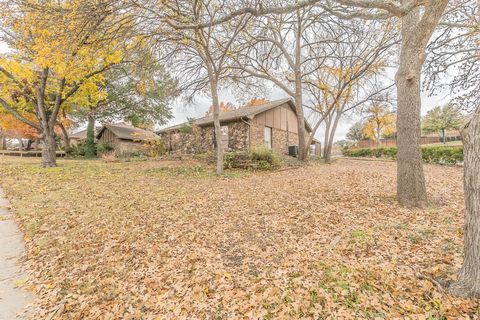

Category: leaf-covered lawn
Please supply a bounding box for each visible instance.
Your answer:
[0,156,477,319]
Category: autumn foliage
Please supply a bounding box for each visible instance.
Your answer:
[245,98,270,107]
[205,102,237,115]
[0,113,40,139]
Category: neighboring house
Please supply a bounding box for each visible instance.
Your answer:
[96,122,157,154]
[157,98,321,156]
[69,129,87,146]
[70,127,102,146]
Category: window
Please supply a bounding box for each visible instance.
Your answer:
[264,126,272,150]
[221,125,229,150]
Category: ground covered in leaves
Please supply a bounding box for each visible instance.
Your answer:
[0,156,478,319]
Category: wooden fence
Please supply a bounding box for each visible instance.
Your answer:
[0,150,66,158]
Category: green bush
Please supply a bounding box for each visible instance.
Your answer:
[65,143,86,157]
[96,143,113,155]
[250,147,280,167]
[422,146,463,165]
[343,146,463,165]
[223,148,279,171]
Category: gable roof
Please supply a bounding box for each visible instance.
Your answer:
[96,123,157,141]
[70,129,87,140]
[157,98,312,133]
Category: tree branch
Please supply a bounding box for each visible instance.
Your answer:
[0,98,41,131]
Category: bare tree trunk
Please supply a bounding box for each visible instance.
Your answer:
[324,112,341,163]
[395,0,448,208]
[449,108,480,297]
[0,135,5,150]
[294,11,307,161]
[323,117,331,159]
[26,140,33,151]
[377,122,381,147]
[295,91,308,161]
[206,65,223,175]
[395,8,427,208]
[41,129,57,167]
[58,122,70,149]
[304,113,328,156]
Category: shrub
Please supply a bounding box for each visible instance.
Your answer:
[223,148,279,171]
[250,147,280,168]
[256,160,272,171]
[422,146,463,165]
[343,146,462,165]
[96,143,113,155]
[65,143,86,158]
[223,152,250,169]
[143,139,166,157]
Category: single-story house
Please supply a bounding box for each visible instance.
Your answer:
[96,122,158,154]
[157,98,321,156]
[69,129,88,146]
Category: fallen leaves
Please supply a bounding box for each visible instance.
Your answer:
[0,156,477,319]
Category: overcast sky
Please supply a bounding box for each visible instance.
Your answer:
[166,74,449,143]
[0,41,450,142]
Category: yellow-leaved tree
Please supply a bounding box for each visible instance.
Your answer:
[362,104,396,146]
[0,0,132,167]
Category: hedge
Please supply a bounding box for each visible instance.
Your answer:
[224,148,280,170]
[343,146,463,165]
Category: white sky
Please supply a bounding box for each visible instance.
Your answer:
[0,41,451,142]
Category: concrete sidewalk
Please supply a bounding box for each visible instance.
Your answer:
[0,188,34,320]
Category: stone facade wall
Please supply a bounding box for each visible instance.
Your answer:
[159,122,250,155]
[250,123,304,155]
[159,119,314,156]
[226,122,249,151]
[116,139,149,154]
[160,125,215,155]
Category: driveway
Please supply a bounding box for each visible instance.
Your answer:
[0,188,34,319]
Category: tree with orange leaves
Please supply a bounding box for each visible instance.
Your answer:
[205,102,237,116]
[0,113,39,139]
[245,98,270,107]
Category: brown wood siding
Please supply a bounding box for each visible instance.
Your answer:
[98,128,117,148]
[280,107,287,131]
[264,109,274,127]
[252,103,301,135]
[287,108,298,133]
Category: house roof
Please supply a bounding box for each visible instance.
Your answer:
[70,129,87,140]
[157,98,312,133]
[96,122,157,141]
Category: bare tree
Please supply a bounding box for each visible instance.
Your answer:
[136,0,250,174]
[304,18,396,162]
[310,0,450,207]
[138,0,456,207]
[232,8,328,160]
